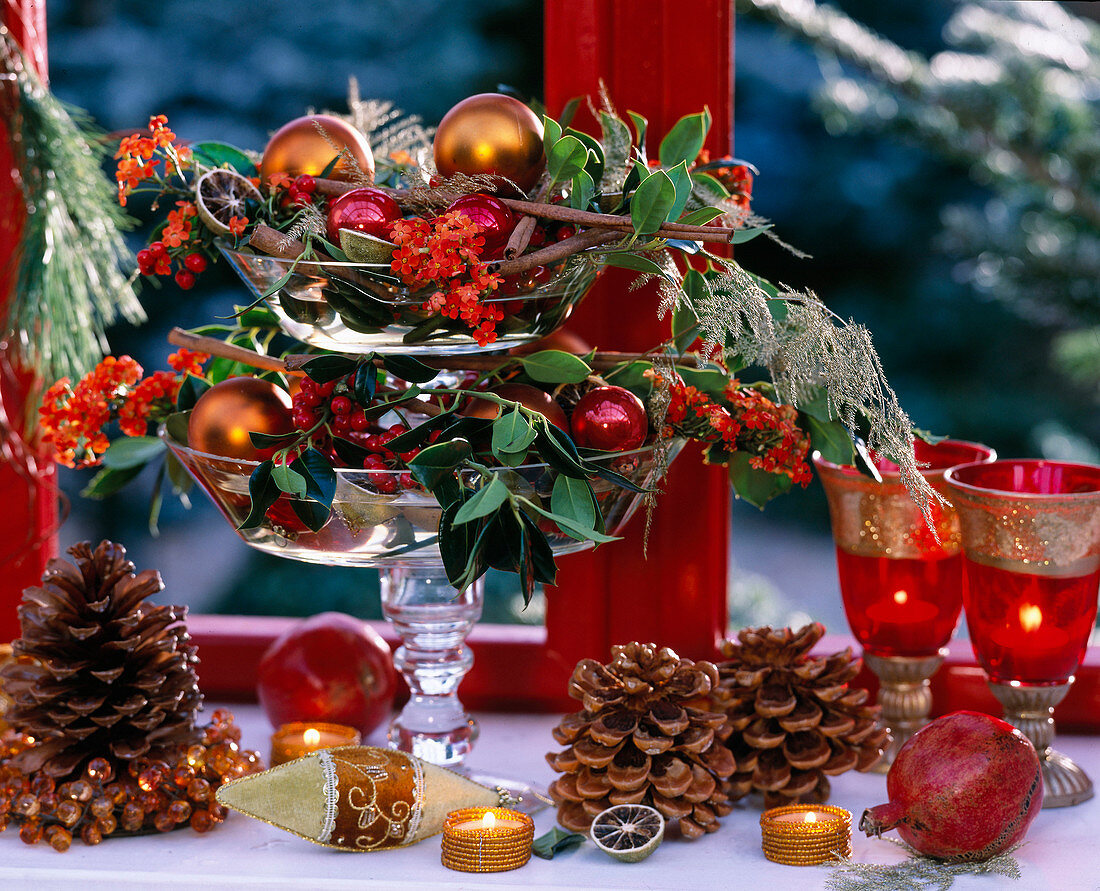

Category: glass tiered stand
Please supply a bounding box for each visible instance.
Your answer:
[165,247,673,807]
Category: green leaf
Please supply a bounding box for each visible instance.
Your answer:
[439,498,477,585]
[518,350,592,384]
[518,511,558,585]
[603,360,654,397]
[570,170,596,211]
[731,225,773,244]
[602,252,671,279]
[353,361,378,405]
[408,439,473,490]
[588,461,648,494]
[164,411,190,446]
[300,355,357,384]
[630,170,676,236]
[727,451,792,509]
[101,436,166,470]
[678,206,725,226]
[272,462,308,498]
[672,304,700,354]
[534,419,589,479]
[564,128,604,183]
[542,116,562,152]
[81,464,144,499]
[547,135,589,185]
[492,407,537,455]
[385,411,458,453]
[239,461,280,529]
[528,501,619,544]
[683,268,709,312]
[383,354,438,384]
[453,476,510,525]
[175,374,210,411]
[291,449,337,509]
[190,141,257,176]
[289,497,331,533]
[249,430,300,450]
[678,364,731,401]
[260,270,294,300]
[558,96,581,130]
[658,109,710,168]
[626,110,648,150]
[805,415,855,466]
[532,827,586,860]
[689,171,730,201]
[165,451,193,499]
[914,427,948,445]
[665,160,694,222]
[550,475,598,532]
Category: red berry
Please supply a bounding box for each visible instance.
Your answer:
[368,472,398,495]
[387,424,408,436]
[332,415,351,435]
[330,396,353,416]
[399,473,418,490]
[136,249,154,269]
[555,225,576,242]
[294,175,316,194]
[319,380,337,396]
[350,412,370,431]
[362,455,385,469]
[149,241,167,259]
[184,253,208,274]
[299,378,316,395]
[175,269,196,290]
[363,434,383,453]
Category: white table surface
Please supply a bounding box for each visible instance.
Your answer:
[0,705,1097,890]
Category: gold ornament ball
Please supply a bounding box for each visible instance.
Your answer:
[188,377,295,461]
[433,93,545,193]
[260,114,375,183]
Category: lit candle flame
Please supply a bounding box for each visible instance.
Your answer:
[804,811,817,824]
[1020,604,1043,633]
[482,811,496,830]
[303,728,321,746]
[893,590,908,605]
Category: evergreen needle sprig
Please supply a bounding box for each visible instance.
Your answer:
[825,839,1023,891]
[1,26,143,382]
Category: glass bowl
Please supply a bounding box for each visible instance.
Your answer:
[162,428,681,568]
[219,243,600,355]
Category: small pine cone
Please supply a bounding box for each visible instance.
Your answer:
[711,623,887,808]
[547,642,735,840]
[0,541,203,781]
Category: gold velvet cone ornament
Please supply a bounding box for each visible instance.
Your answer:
[216,746,500,851]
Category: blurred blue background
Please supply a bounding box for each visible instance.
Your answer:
[44,0,1096,632]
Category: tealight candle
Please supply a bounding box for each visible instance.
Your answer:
[442,807,534,873]
[269,721,361,766]
[760,804,852,866]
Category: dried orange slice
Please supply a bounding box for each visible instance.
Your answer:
[589,803,664,862]
[196,169,263,235]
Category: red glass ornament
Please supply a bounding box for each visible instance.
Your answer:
[256,612,397,737]
[325,188,402,244]
[947,459,1100,685]
[444,193,516,259]
[569,386,648,452]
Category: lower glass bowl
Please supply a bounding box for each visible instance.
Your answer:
[162,429,681,568]
[219,243,600,355]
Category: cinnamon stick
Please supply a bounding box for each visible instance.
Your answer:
[486,228,623,277]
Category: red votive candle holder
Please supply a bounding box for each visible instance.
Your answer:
[946,458,1100,808]
[815,439,995,767]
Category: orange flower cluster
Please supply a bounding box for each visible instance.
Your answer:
[389,211,504,346]
[115,115,191,207]
[653,371,811,486]
[39,350,209,468]
[162,201,198,249]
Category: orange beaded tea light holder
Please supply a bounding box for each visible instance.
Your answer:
[270,722,361,767]
[441,806,534,872]
[760,804,852,866]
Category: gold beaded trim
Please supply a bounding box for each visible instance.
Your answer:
[441,807,534,873]
[760,804,852,867]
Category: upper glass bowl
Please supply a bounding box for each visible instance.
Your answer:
[163,428,681,568]
[219,243,599,355]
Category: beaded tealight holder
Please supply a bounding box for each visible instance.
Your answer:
[269,722,361,767]
[760,804,852,866]
[441,806,534,872]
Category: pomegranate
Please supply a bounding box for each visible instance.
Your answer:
[860,711,1042,861]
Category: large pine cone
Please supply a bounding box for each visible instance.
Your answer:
[0,541,202,780]
[547,642,736,839]
[711,624,887,808]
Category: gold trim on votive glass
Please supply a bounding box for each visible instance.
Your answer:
[760,804,852,866]
[269,721,361,766]
[441,806,534,873]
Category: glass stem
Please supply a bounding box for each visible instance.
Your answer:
[379,566,482,767]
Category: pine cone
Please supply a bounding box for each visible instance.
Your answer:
[711,624,887,808]
[0,541,202,780]
[547,642,736,840]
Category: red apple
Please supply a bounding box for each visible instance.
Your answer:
[570,386,649,451]
[257,612,397,737]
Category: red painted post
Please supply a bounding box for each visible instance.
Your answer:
[542,0,733,673]
[0,2,56,642]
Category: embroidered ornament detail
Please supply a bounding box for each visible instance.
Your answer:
[215,746,499,851]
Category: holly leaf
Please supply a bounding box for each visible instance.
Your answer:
[353,361,378,405]
[289,497,331,533]
[491,407,537,455]
[731,224,772,244]
[271,462,308,499]
[550,474,598,532]
[532,827,586,860]
[164,411,190,445]
[175,374,210,411]
[291,448,337,509]
[528,501,619,544]
[626,110,648,150]
[453,475,510,525]
[658,109,710,168]
[239,460,280,529]
[385,411,457,453]
[518,511,558,585]
[382,354,438,384]
[588,461,648,494]
[518,350,592,384]
[408,439,472,490]
[630,170,676,236]
[101,436,166,470]
[299,355,357,384]
[534,420,589,479]
[81,464,144,499]
[331,435,371,467]
[249,430,300,450]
